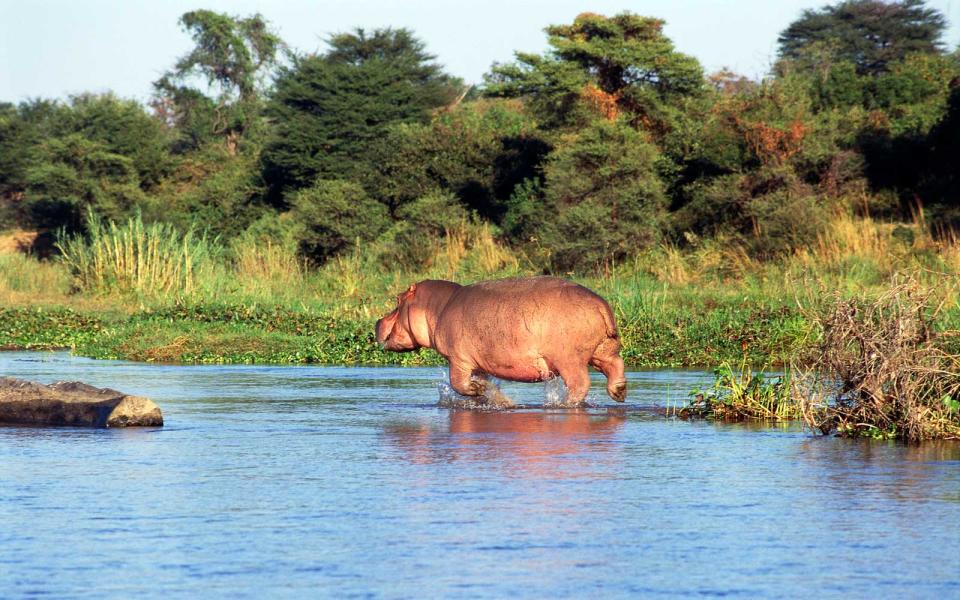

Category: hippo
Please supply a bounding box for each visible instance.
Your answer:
[375,276,627,405]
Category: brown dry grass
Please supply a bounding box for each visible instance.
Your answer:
[0,230,37,254]
[792,279,960,441]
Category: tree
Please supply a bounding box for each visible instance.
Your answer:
[154,10,281,152]
[485,12,703,132]
[24,134,148,231]
[0,103,41,207]
[922,85,960,228]
[364,99,549,221]
[508,120,667,271]
[262,28,460,197]
[374,189,470,268]
[778,0,947,76]
[8,95,172,232]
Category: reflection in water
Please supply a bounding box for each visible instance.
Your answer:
[795,437,960,504]
[383,409,626,479]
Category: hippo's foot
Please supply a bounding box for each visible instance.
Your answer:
[438,377,515,410]
[468,378,487,396]
[481,385,516,409]
[609,381,627,403]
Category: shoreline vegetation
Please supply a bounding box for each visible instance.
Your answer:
[0,213,954,368]
[2,5,960,440]
[1,213,958,441]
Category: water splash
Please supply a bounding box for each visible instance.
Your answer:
[434,369,601,409]
[436,373,516,410]
[543,376,568,407]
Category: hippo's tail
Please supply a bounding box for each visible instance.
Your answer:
[599,303,619,339]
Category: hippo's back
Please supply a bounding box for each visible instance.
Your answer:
[440,276,617,345]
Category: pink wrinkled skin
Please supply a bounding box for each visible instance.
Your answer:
[375,276,627,405]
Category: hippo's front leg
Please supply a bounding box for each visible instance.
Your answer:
[449,360,487,397]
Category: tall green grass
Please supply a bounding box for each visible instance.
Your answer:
[0,211,955,372]
[56,212,219,297]
[0,253,72,302]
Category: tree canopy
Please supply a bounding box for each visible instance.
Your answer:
[485,12,703,130]
[154,10,281,150]
[2,5,960,271]
[778,0,947,75]
[261,27,461,197]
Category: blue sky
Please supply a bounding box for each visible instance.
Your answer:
[2,0,958,104]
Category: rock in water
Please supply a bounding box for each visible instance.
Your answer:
[0,377,163,427]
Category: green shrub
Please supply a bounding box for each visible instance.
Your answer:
[746,192,829,258]
[365,99,548,221]
[537,120,667,271]
[289,179,390,264]
[374,189,469,268]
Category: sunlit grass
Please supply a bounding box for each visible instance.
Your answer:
[0,213,957,370]
[56,212,220,298]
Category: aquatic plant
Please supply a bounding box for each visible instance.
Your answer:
[681,359,797,421]
[0,307,103,350]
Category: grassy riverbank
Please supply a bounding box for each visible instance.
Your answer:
[1,215,957,368]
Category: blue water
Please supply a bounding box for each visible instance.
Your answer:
[0,351,958,599]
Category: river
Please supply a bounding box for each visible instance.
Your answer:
[1,351,958,598]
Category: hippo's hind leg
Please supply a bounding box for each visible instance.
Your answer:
[449,360,487,397]
[556,362,591,406]
[590,337,627,402]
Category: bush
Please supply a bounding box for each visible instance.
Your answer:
[289,179,390,264]
[795,281,960,441]
[671,174,745,239]
[746,192,829,258]
[364,99,548,221]
[373,189,470,268]
[24,135,149,232]
[148,148,266,239]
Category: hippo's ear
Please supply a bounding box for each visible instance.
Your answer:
[397,283,417,305]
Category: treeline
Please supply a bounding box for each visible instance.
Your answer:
[1,0,958,273]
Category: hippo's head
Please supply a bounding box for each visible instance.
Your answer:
[375,283,420,352]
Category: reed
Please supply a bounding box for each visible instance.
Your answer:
[56,212,218,297]
[0,253,72,304]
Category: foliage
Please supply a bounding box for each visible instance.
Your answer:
[0,102,39,202]
[56,211,219,297]
[746,191,830,258]
[921,87,960,228]
[9,95,172,232]
[682,360,796,421]
[24,134,148,232]
[153,10,281,150]
[373,189,471,268]
[364,99,549,220]
[262,28,461,196]
[778,0,947,75]
[794,281,960,441]
[288,179,390,263]
[1,5,960,285]
[0,307,104,350]
[486,11,703,132]
[148,145,267,238]
[529,120,667,271]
